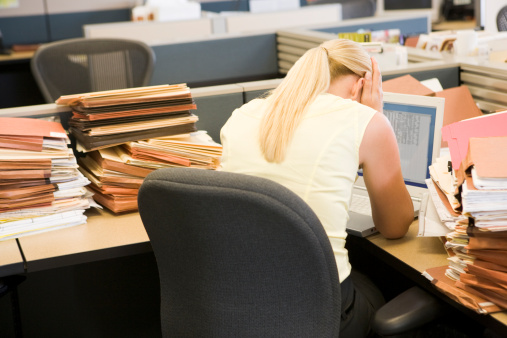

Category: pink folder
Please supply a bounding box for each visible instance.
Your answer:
[441,110,507,170]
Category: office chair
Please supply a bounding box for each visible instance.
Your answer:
[138,168,341,337]
[498,6,507,31]
[31,38,155,103]
[138,168,444,337]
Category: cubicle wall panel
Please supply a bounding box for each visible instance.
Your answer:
[244,89,272,102]
[192,92,244,142]
[315,17,429,37]
[0,16,50,46]
[150,34,279,88]
[383,66,460,90]
[47,9,132,41]
[460,64,507,110]
[461,72,507,92]
[200,0,250,12]
[467,85,507,107]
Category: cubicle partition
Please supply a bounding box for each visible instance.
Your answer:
[0,0,50,46]
[150,33,280,88]
[460,62,507,113]
[82,4,343,88]
[84,4,343,41]
[192,84,244,141]
[275,12,432,74]
[313,12,431,37]
[0,0,135,46]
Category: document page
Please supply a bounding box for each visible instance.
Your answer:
[384,108,432,186]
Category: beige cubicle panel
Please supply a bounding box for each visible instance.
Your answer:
[224,4,342,34]
[84,18,215,46]
[45,0,137,14]
[460,62,507,112]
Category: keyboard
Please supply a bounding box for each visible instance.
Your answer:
[349,194,372,216]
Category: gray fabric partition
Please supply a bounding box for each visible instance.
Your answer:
[192,92,244,143]
[150,34,279,88]
[0,16,49,46]
[316,16,429,37]
[383,66,460,90]
[244,89,271,103]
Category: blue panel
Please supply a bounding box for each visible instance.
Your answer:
[150,34,278,87]
[47,9,131,41]
[0,15,49,46]
[200,0,307,12]
[315,17,429,37]
[200,0,249,12]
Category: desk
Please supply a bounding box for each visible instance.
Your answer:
[0,51,34,63]
[354,220,507,336]
[2,210,507,335]
[16,208,150,273]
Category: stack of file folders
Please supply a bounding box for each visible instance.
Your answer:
[0,117,94,241]
[57,84,199,152]
[76,131,222,213]
[54,84,222,214]
[422,111,507,314]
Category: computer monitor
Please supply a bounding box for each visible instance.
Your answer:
[382,92,445,190]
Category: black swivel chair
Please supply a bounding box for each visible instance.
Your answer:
[31,38,155,103]
[138,168,443,337]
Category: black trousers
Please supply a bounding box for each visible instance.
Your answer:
[340,269,386,337]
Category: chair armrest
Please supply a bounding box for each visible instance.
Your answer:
[372,286,444,336]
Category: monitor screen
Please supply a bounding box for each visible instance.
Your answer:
[382,92,445,188]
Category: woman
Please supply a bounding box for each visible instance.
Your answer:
[220,39,414,336]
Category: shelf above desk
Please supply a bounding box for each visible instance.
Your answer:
[16,208,150,273]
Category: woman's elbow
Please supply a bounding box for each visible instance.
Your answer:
[376,212,413,239]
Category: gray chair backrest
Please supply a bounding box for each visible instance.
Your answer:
[138,168,341,337]
[31,38,155,103]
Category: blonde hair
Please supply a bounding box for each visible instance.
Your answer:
[259,39,372,163]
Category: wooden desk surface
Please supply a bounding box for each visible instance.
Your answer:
[11,207,507,331]
[17,208,150,272]
[367,220,507,331]
[432,20,477,31]
[0,239,24,277]
[0,51,34,63]
[368,220,448,272]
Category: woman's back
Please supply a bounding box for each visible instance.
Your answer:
[220,93,376,282]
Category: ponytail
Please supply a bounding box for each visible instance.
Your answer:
[259,46,330,163]
[259,39,372,163]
